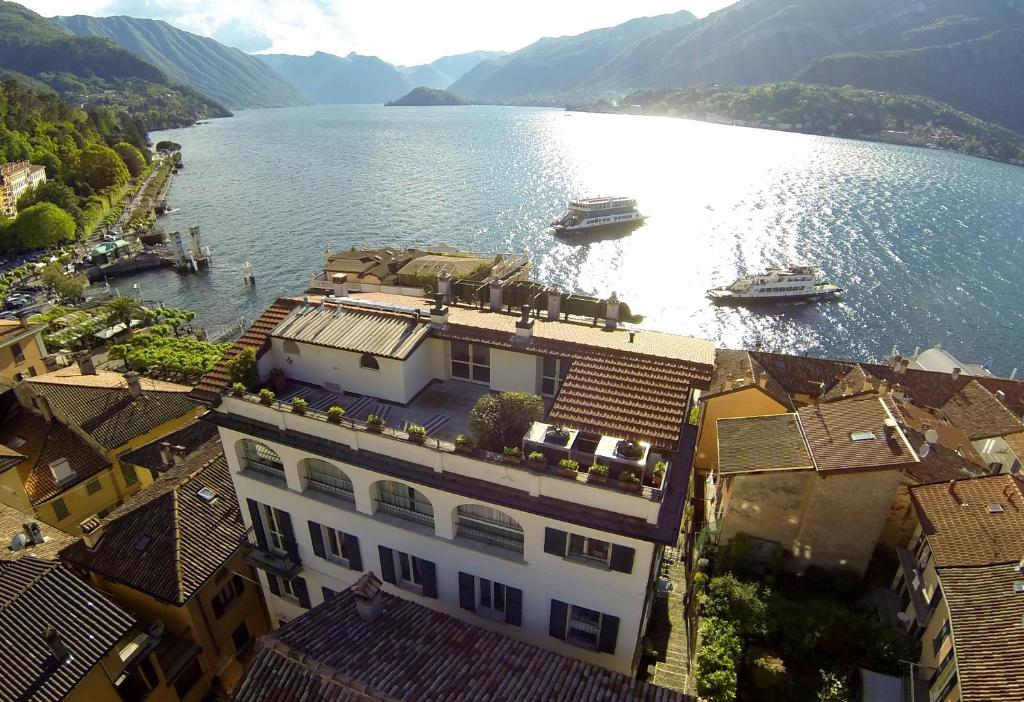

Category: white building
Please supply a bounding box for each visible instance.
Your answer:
[0,161,47,217]
[191,289,714,675]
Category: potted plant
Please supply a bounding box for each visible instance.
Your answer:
[291,397,309,415]
[407,424,427,444]
[527,451,547,471]
[650,461,668,489]
[327,406,345,424]
[366,414,384,433]
[455,434,474,454]
[258,388,275,406]
[231,382,246,397]
[588,463,609,484]
[503,446,523,465]
[619,470,641,493]
[558,458,580,479]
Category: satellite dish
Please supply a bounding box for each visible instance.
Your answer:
[925,429,939,445]
[919,443,931,458]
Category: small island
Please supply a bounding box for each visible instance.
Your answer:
[386,86,470,107]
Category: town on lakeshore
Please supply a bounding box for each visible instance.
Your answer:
[2,1,1024,701]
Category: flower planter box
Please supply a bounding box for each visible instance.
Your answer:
[528,460,547,472]
[618,480,641,493]
[587,473,608,485]
[367,423,384,434]
[327,414,344,425]
[408,434,425,444]
[648,474,664,489]
[503,455,522,465]
[259,397,274,406]
[559,468,578,480]
[455,444,473,455]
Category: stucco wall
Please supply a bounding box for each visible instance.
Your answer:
[695,388,787,473]
[489,348,539,393]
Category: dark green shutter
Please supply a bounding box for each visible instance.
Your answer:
[379,546,396,584]
[294,577,310,609]
[267,573,280,597]
[544,528,568,556]
[597,614,619,654]
[458,572,476,611]
[277,509,300,562]
[549,600,568,639]
[609,545,635,574]
[345,534,362,571]
[246,499,267,549]
[308,521,325,558]
[505,586,522,626]
[420,559,438,598]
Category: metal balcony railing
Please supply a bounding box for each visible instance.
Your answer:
[243,528,301,579]
[373,492,435,528]
[455,517,525,555]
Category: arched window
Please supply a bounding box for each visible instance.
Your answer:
[360,353,380,370]
[455,504,524,554]
[238,439,284,479]
[373,480,434,528]
[301,458,354,502]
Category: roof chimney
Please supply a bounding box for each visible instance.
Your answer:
[430,294,448,329]
[436,271,452,304]
[78,355,96,376]
[546,289,562,321]
[995,390,1007,404]
[515,304,534,341]
[352,572,384,622]
[159,442,173,468]
[80,516,104,549]
[604,292,620,331]
[951,367,961,381]
[330,273,349,298]
[948,479,965,507]
[125,371,142,398]
[23,521,44,545]
[18,312,30,329]
[172,445,187,466]
[42,626,70,664]
[489,281,503,312]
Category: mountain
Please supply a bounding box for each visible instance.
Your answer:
[401,64,451,90]
[0,1,227,128]
[386,87,470,106]
[259,51,414,104]
[408,50,508,88]
[448,11,697,103]
[52,14,308,109]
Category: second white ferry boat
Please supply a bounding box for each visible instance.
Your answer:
[551,196,646,235]
[707,265,843,303]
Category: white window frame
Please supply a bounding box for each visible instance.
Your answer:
[566,604,603,649]
[450,341,490,384]
[321,524,350,566]
[278,576,299,603]
[541,356,568,397]
[567,534,611,566]
[263,505,287,554]
[396,551,425,591]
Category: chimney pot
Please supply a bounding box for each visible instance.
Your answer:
[78,356,96,376]
[604,292,621,331]
[488,282,503,312]
[42,626,69,664]
[125,371,142,398]
[330,273,349,298]
[951,367,961,381]
[23,521,44,545]
[352,572,384,622]
[546,290,562,321]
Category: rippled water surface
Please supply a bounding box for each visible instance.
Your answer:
[147,105,1024,372]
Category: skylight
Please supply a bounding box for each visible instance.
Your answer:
[197,486,218,503]
[850,431,876,442]
[134,535,152,552]
[987,503,1005,514]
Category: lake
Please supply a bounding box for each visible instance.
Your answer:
[146,105,1024,373]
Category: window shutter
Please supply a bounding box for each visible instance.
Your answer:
[420,559,438,599]
[294,577,311,609]
[345,534,362,571]
[212,598,224,619]
[505,586,523,626]
[458,572,476,611]
[266,573,280,597]
[544,528,568,557]
[246,499,267,549]
[277,509,300,562]
[378,546,396,584]
[609,545,636,574]
[308,521,325,559]
[597,614,619,654]
[549,600,568,640]
[322,586,336,602]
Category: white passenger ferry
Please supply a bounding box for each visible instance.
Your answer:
[551,197,646,235]
[707,266,842,303]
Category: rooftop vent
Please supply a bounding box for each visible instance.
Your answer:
[544,426,571,447]
[988,503,1005,514]
[850,431,876,442]
[197,486,218,503]
[615,440,644,460]
[1015,581,1024,594]
[134,535,152,552]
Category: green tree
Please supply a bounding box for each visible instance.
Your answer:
[696,618,742,702]
[816,670,851,702]
[228,347,259,390]
[39,261,86,301]
[155,140,181,152]
[469,391,544,451]
[702,575,767,637]
[72,143,130,191]
[113,141,146,178]
[17,180,83,229]
[5,203,75,250]
[105,295,144,327]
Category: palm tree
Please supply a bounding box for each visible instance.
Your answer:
[105,295,143,328]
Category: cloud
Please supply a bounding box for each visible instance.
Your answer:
[210,16,273,52]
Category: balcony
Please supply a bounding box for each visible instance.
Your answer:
[243,527,301,579]
[304,459,355,503]
[897,547,932,625]
[373,489,435,528]
[455,509,525,555]
[240,456,286,482]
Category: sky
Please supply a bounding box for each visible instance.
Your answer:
[20,0,737,66]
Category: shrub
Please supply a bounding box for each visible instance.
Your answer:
[228,348,259,390]
[455,434,473,447]
[528,451,545,463]
[407,424,427,437]
[258,388,275,403]
[589,463,609,476]
[469,391,544,451]
[558,458,579,471]
[503,446,522,458]
[620,470,640,485]
[654,460,668,475]
[816,670,851,702]
[696,617,742,702]
[702,575,767,637]
[749,652,787,700]
[367,414,384,427]
[291,397,309,413]
[327,406,345,422]
[231,382,246,395]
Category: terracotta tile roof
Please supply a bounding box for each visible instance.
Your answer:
[822,366,882,401]
[272,304,430,359]
[0,557,135,702]
[0,443,24,472]
[887,399,984,466]
[1004,432,1024,462]
[26,370,198,452]
[0,413,110,505]
[708,349,753,394]
[190,298,298,403]
[940,379,1024,440]
[60,448,243,605]
[717,414,812,474]
[548,352,702,451]
[0,319,43,347]
[748,351,859,397]
[797,395,917,472]
[0,503,75,560]
[937,564,1024,702]
[118,419,220,473]
[910,474,1024,567]
[235,584,692,702]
